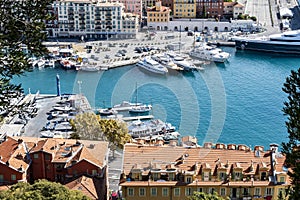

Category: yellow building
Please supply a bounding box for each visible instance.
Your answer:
[147,1,171,25]
[173,0,196,18]
[120,143,290,200]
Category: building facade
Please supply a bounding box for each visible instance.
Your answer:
[196,0,224,19]
[148,18,231,32]
[147,1,171,30]
[120,143,290,200]
[0,137,109,199]
[0,137,30,185]
[223,2,245,19]
[46,0,139,40]
[173,0,196,18]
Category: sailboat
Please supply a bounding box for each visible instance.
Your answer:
[129,83,152,114]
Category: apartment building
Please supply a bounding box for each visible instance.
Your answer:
[196,0,224,19]
[0,137,109,200]
[233,2,245,19]
[46,0,139,40]
[173,0,196,18]
[0,137,30,185]
[110,0,143,16]
[223,2,245,19]
[120,143,290,200]
[147,1,171,30]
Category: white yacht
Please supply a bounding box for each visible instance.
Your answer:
[127,119,177,139]
[234,29,300,54]
[151,54,184,71]
[129,105,152,114]
[189,43,230,63]
[136,56,168,74]
[166,52,196,71]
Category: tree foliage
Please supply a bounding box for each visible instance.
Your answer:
[70,112,104,140]
[0,179,90,200]
[99,118,130,149]
[282,68,300,199]
[188,192,226,200]
[0,0,51,116]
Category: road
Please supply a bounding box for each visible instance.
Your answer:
[245,0,273,26]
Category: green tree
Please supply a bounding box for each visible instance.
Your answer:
[0,0,51,117]
[188,192,226,200]
[70,112,104,140]
[282,68,300,199]
[0,179,90,200]
[99,119,131,156]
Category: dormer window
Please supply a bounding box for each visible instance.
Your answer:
[168,173,175,181]
[234,172,241,180]
[152,173,159,181]
[203,172,210,181]
[186,176,192,183]
[219,172,226,181]
[260,172,267,181]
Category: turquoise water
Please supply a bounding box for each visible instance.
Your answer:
[12,47,300,149]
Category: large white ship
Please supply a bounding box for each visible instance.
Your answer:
[234,30,300,54]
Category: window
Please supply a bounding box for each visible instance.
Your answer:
[128,188,134,196]
[0,174,3,181]
[219,172,226,181]
[92,170,97,175]
[162,187,169,196]
[243,188,250,196]
[174,188,180,196]
[45,154,51,160]
[185,187,192,196]
[279,176,285,183]
[11,174,16,181]
[151,188,157,196]
[254,188,260,196]
[34,153,39,159]
[266,188,273,196]
[186,176,192,183]
[139,188,146,196]
[169,173,175,180]
[204,172,210,181]
[220,188,226,196]
[197,187,203,192]
[152,173,159,180]
[208,188,215,194]
[235,172,241,180]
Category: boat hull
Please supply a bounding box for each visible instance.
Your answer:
[136,61,168,74]
[235,39,300,54]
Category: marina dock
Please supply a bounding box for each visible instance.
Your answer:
[122,115,154,121]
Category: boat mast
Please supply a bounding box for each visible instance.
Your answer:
[135,82,138,106]
[179,25,181,54]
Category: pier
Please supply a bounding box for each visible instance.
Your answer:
[122,115,154,121]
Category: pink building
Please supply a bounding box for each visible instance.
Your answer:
[111,0,142,16]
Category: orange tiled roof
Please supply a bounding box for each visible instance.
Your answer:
[12,137,108,168]
[0,137,30,172]
[234,3,244,8]
[65,175,98,199]
[122,144,287,177]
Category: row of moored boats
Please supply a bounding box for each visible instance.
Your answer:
[136,43,230,75]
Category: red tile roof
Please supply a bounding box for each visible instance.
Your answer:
[0,137,30,172]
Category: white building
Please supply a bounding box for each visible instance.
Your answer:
[47,0,139,40]
[230,19,256,32]
[148,19,231,32]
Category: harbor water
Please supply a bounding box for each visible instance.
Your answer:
[12,47,300,149]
